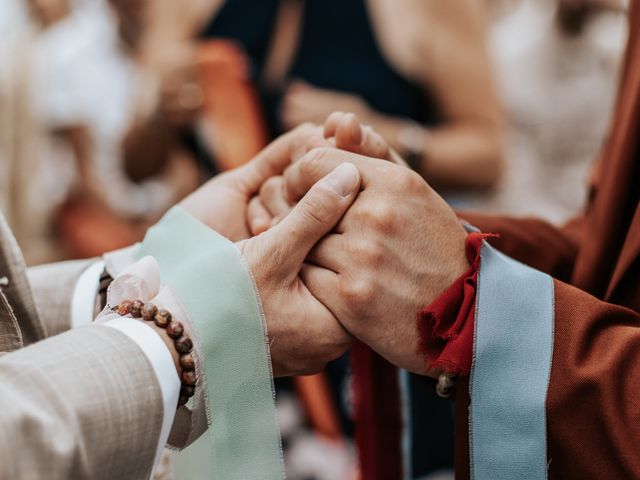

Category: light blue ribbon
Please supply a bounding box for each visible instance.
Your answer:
[470,242,554,480]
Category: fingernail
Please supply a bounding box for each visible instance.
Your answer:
[324,163,359,197]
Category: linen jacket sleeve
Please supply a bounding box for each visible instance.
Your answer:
[0,324,165,479]
[27,259,95,337]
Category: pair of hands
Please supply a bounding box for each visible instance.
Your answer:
[180,113,468,377]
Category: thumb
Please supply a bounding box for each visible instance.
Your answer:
[237,123,323,193]
[265,162,360,270]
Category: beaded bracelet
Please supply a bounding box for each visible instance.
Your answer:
[112,299,196,408]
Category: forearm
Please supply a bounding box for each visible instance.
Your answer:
[419,122,503,190]
[372,113,503,190]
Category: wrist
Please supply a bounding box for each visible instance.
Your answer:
[417,231,495,378]
[148,321,181,375]
[373,115,426,162]
[112,299,197,407]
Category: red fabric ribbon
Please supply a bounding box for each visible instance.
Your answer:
[351,343,403,480]
[417,232,497,376]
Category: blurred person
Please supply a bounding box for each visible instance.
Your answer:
[203,0,505,193]
[17,0,199,260]
[0,0,29,38]
[39,0,200,217]
[0,0,68,264]
[480,0,628,223]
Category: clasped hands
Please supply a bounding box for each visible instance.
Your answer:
[180,113,469,378]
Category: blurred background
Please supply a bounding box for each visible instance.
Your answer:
[0,0,628,478]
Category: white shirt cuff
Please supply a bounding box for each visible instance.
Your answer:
[71,260,104,329]
[103,317,180,474]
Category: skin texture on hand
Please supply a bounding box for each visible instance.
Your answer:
[179,123,327,241]
[237,163,362,377]
[282,148,469,376]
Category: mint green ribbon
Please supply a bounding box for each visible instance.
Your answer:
[139,207,284,479]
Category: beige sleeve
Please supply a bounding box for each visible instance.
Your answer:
[27,259,96,337]
[0,325,163,479]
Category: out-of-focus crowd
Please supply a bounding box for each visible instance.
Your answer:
[0,0,628,478]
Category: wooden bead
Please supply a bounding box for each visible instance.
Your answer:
[180,384,195,398]
[178,394,189,407]
[436,372,455,399]
[175,336,193,354]
[117,300,132,316]
[180,353,195,370]
[141,303,158,321]
[129,300,144,318]
[181,369,196,386]
[166,321,184,339]
[154,310,171,328]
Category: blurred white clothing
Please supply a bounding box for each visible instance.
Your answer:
[478,1,627,224]
[30,0,171,219]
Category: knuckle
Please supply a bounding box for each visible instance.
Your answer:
[261,176,281,194]
[361,203,397,234]
[344,278,376,310]
[396,168,425,193]
[301,147,332,174]
[299,198,332,226]
[375,206,397,233]
[363,240,385,268]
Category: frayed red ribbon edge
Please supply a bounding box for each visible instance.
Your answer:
[416,232,498,376]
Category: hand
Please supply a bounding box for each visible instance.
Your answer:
[282,81,374,130]
[238,162,362,376]
[180,123,327,241]
[246,112,399,235]
[282,148,469,375]
[157,62,204,128]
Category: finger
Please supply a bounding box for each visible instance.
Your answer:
[299,263,342,317]
[323,111,347,139]
[259,176,292,218]
[237,122,319,193]
[283,148,382,203]
[333,113,364,151]
[389,148,409,167]
[325,112,392,161]
[305,234,348,273]
[359,125,392,160]
[290,126,328,163]
[264,163,360,270]
[246,197,273,236]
